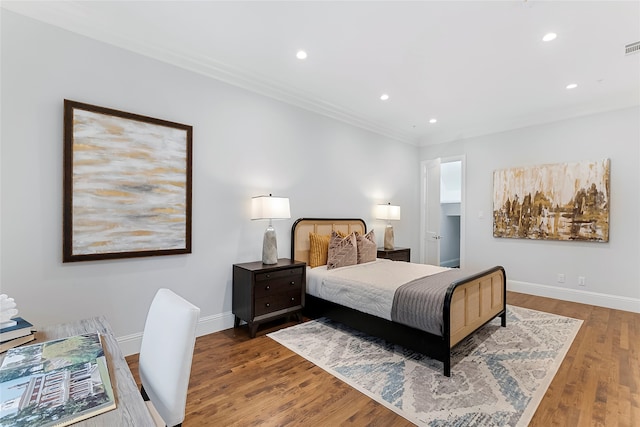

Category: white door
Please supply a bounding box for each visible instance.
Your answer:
[421,159,441,265]
[421,155,466,267]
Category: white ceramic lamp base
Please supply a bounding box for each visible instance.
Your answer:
[262,225,278,264]
[383,225,395,250]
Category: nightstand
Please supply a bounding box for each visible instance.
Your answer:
[232,258,306,338]
[377,247,411,262]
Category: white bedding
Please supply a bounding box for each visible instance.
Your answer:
[306,259,449,320]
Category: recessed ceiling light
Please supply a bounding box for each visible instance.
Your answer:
[296,50,307,60]
[566,83,578,89]
[542,33,557,42]
[429,118,437,124]
[380,94,390,101]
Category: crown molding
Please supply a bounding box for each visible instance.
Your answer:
[2,2,418,145]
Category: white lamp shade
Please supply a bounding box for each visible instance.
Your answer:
[251,195,291,220]
[376,204,401,221]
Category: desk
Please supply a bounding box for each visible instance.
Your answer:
[32,316,155,426]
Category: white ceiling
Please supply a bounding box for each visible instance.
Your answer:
[3,1,640,146]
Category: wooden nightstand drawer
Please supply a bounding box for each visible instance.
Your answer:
[254,291,302,317]
[255,278,302,297]
[256,267,304,282]
[377,247,411,262]
[254,266,304,298]
[232,259,307,338]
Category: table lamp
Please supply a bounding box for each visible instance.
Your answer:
[251,194,291,264]
[376,203,401,250]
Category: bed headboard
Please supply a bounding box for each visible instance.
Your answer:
[290,218,367,264]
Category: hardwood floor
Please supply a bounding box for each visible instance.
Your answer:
[125,292,640,426]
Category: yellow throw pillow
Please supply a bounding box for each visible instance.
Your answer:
[309,232,331,268]
[309,230,347,268]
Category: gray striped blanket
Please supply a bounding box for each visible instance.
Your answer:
[391,269,471,336]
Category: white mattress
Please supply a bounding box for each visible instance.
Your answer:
[306,259,449,320]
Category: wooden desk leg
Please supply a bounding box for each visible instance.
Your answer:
[234,316,241,328]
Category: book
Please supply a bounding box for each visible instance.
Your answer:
[0,317,33,342]
[0,333,35,353]
[0,332,116,427]
[0,319,17,329]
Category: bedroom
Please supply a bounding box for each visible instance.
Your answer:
[1,1,639,426]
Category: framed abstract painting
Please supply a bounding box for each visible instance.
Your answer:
[493,159,610,242]
[63,100,193,262]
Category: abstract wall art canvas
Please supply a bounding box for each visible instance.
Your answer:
[63,100,192,262]
[493,159,610,242]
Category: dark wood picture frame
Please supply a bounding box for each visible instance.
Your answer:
[63,100,192,262]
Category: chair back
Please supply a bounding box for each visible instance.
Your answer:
[139,288,200,427]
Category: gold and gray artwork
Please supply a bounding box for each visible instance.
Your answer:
[72,108,188,255]
[493,159,610,242]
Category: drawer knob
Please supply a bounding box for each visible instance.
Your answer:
[290,281,295,286]
[265,285,270,290]
[265,303,270,307]
[290,297,295,302]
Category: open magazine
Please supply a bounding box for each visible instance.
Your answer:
[0,332,116,427]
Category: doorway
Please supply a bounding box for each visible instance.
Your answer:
[439,161,461,267]
[420,156,465,268]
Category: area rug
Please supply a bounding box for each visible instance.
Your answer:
[268,305,582,426]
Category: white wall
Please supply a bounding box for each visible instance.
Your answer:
[0,11,420,354]
[420,107,640,312]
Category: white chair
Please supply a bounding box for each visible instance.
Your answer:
[139,288,200,427]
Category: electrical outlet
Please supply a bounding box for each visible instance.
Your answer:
[578,276,586,287]
[557,273,565,283]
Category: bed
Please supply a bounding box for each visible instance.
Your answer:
[290,218,506,376]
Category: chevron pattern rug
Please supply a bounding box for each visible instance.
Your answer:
[268,305,582,426]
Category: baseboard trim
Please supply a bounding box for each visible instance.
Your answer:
[508,280,640,314]
[117,311,236,357]
[117,284,640,356]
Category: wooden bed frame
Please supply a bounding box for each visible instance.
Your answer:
[290,218,507,376]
